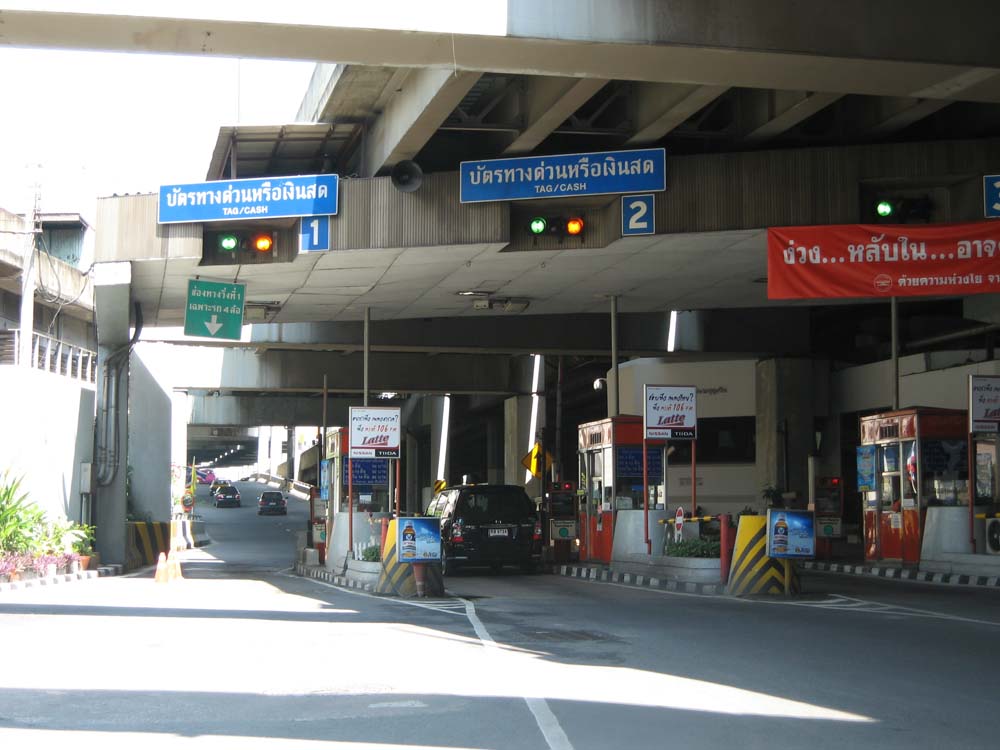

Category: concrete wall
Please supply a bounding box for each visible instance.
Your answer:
[0,366,94,524]
[128,350,176,521]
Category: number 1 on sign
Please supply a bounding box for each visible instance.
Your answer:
[299,215,330,252]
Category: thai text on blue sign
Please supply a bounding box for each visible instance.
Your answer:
[985,175,1000,218]
[158,174,339,224]
[616,447,664,478]
[343,459,389,486]
[459,148,666,203]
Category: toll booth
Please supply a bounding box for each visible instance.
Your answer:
[577,416,666,563]
[858,408,968,564]
[541,482,580,564]
[809,476,844,559]
[323,427,393,566]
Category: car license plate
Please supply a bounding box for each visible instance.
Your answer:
[488,528,509,537]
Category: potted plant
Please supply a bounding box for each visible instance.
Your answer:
[71,524,97,570]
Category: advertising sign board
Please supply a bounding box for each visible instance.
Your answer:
[970,375,1000,433]
[644,385,697,440]
[767,222,1000,300]
[856,445,877,492]
[766,509,816,559]
[349,407,401,458]
[398,517,442,563]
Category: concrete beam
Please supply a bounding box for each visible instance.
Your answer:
[743,91,843,143]
[363,68,481,175]
[189,394,356,427]
[503,76,610,154]
[627,83,728,144]
[869,98,952,136]
[4,4,1000,102]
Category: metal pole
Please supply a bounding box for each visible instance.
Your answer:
[363,307,370,407]
[643,438,650,554]
[18,195,37,369]
[891,296,899,410]
[555,356,564,481]
[691,440,698,517]
[610,296,619,417]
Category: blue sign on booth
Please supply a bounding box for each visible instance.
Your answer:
[622,194,655,236]
[459,148,666,204]
[299,215,331,252]
[158,174,339,224]
[343,459,389,486]
[985,175,1000,218]
[616,446,664,478]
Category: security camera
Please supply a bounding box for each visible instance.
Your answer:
[593,378,605,391]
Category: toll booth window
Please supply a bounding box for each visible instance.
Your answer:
[666,417,755,464]
[921,439,969,506]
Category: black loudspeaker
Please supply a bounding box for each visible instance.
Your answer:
[390,160,424,193]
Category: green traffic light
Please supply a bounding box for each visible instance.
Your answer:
[219,234,239,251]
[529,217,547,235]
[876,200,894,218]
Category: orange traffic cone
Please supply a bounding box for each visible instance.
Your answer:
[154,552,168,583]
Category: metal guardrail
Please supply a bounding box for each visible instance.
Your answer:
[0,329,96,383]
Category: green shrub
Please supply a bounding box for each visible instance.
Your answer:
[0,472,45,554]
[361,544,381,562]
[665,538,721,558]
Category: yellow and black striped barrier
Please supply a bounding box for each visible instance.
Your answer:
[375,519,444,598]
[126,522,172,570]
[727,515,799,596]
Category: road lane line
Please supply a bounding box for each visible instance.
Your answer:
[462,599,574,750]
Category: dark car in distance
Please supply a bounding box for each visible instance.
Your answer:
[214,485,241,508]
[427,484,541,575]
[257,490,287,515]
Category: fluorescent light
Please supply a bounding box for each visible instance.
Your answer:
[436,394,451,482]
[525,354,542,484]
[667,310,678,353]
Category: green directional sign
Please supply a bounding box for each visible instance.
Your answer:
[184,279,245,340]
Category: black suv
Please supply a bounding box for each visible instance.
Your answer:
[427,484,541,574]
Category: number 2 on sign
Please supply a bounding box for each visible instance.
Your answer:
[628,200,649,231]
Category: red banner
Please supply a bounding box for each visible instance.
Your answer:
[768,222,1000,300]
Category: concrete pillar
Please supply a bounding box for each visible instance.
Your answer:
[92,262,132,565]
[755,358,828,508]
[429,395,451,487]
[486,417,504,484]
[286,425,296,483]
[405,433,419,514]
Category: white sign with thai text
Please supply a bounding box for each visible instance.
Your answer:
[644,385,697,440]
[349,406,401,458]
[970,375,1000,433]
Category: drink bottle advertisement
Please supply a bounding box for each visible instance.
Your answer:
[766,509,816,559]
[397,517,443,563]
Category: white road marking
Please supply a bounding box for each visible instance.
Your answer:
[368,700,428,709]
[740,593,1000,628]
[462,599,574,750]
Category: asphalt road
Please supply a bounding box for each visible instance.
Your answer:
[1,480,999,749]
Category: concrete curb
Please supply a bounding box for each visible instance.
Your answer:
[557,564,727,596]
[0,563,124,593]
[802,560,1000,588]
[295,562,376,593]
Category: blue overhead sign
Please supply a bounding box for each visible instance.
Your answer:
[459,148,666,204]
[622,194,655,236]
[300,215,331,252]
[158,174,339,224]
[985,175,1000,218]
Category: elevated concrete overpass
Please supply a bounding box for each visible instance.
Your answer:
[10,2,999,565]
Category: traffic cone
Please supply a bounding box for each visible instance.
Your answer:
[154,553,168,583]
[169,553,184,581]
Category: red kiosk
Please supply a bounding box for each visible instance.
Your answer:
[858,407,968,564]
[577,416,669,562]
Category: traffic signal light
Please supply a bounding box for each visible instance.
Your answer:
[527,215,585,241]
[871,196,933,223]
[206,228,277,256]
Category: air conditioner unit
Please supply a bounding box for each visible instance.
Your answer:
[985,518,1000,555]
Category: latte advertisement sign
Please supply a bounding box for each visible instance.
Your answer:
[969,375,1000,433]
[644,385,697,440]
[349,406,401,458]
